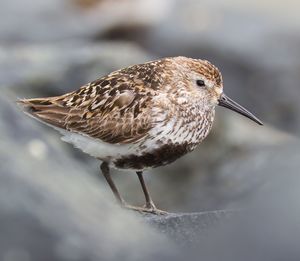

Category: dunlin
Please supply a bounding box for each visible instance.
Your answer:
[18,56,262,214]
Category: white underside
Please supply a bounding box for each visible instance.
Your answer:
[60,129,136,161]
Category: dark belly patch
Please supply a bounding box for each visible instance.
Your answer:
[114,142,193,170]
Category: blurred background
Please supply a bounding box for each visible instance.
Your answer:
[1,0,300,260]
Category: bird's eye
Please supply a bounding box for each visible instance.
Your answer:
[196,79,205,87]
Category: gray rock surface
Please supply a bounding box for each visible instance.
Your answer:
[145,210,234,246]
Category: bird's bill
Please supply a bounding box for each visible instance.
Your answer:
[218,93,263,125]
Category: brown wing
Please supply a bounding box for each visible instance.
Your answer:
[18,70,160,144]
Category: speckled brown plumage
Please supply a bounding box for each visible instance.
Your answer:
[21,59,173,144]
[18,56,262,214]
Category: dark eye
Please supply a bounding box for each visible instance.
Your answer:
[196,79,205,87]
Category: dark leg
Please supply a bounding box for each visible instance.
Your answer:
[136,171,168,214]
[136,171,155,209]
[100,162,125,205]
[100,162,167,215]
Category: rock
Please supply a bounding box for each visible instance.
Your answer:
[194,155,300,261]
[145,210,234,246]
[215,141,300,209]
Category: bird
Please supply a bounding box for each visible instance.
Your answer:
[18,56,263,215]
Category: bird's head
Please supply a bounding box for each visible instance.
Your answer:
[173,57,263,125]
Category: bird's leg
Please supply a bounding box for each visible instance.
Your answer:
[100,163,167,215]
[136,171,155,209]
[136,171,168,215]
[100,162,126,206]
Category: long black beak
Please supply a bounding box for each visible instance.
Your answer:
[218,93,263,125]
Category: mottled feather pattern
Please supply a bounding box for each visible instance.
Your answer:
[59,59,173,144]
[18,56,223,170]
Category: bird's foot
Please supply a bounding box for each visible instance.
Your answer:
[143,201,168,215]
[122,202,168,215]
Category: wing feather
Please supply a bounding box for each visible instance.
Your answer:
[18,69,160,144]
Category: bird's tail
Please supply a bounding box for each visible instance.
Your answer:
[17,96,71,129]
